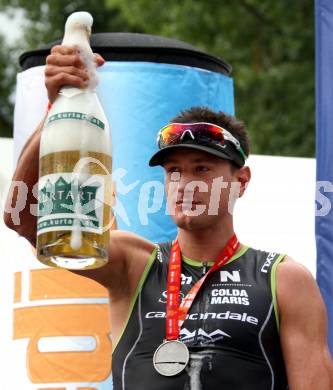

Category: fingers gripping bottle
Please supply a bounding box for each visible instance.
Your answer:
[37,12,112,270]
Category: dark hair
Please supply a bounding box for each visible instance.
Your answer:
[170,106,250,157]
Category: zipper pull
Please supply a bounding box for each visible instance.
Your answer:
[202,263,207,275]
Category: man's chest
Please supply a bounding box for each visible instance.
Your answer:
[141,262,274,355]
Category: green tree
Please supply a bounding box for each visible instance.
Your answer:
[0,0,315,158]
[107,0,315,157]
[0,0,142,137]
[0,33,16,137]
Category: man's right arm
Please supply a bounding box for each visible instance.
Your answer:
[3,119,43,245]
[3,126,155,293]
[4,44,93,242]
[3,45,156,295]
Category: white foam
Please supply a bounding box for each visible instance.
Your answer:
[40,123,110,156]
[65,12,93,32]
[40,90,111,157]
[62,12,96,89]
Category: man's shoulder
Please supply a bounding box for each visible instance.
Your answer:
[276,256,314,286]
[110,230,156,256]
[276,256,318,306]
[244,247,311,277]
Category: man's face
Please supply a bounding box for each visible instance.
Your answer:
[163,148,249,231]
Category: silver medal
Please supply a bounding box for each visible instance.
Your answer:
[153,340,190,376]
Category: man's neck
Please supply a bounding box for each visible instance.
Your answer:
[177,222,237,263]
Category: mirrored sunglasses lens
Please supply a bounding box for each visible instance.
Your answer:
[159,124,224,146]
[193,125,224,143]
[160,125,184,145]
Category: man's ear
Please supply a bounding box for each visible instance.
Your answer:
[237,166,251,198]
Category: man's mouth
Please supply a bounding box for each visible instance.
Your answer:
[176,199,200,206]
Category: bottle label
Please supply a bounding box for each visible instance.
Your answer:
[47,111,105,130]
[37,172,106,235]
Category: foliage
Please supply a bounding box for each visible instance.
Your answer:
[0,0,142,137]
[0,0,314,157]
[106,0,315,157]
[0,33,16,138]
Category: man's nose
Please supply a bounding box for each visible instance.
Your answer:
[173,173,199,199]
[172,172,192,191]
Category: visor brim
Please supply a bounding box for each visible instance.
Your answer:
[149,143,244,167]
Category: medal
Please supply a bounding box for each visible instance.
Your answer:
[153,340,190,376]
[153,234,240,376]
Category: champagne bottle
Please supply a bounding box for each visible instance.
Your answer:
[37,12,112,270]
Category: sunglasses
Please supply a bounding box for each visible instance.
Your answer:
[157,122,248,162]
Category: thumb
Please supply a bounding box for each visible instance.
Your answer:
[94,53,105,67]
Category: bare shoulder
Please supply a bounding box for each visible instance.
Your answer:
[275,255,329,330]
[112,229,157,288]
[108,229,157,294]
[275,256,322,313]
[109,229,156,254]
[276,255,318,300]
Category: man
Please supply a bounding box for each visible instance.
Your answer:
[4,45,333,389]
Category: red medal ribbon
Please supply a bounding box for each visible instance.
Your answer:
[166,234,240,341]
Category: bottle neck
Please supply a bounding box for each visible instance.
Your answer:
[62,30,91,50]
[61,29,97,92]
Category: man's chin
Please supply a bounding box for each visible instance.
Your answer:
[171,213,205,231]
